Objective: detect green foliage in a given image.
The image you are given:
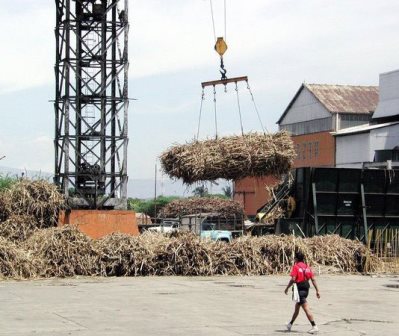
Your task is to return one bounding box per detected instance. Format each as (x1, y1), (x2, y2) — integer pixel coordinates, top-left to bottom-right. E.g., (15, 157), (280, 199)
(222, 185), (232, 198)
(204, 193), (229, 200)
(0, 175), (17, 192)
(128, 196), (180, 217)
(192, 185), (209, 197)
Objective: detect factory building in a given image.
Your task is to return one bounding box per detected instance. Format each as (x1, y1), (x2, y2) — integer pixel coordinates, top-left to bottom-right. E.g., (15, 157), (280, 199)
(334, 69), (399, 168)
(278, 83), (379, 167)
(234, 83), (379, 217)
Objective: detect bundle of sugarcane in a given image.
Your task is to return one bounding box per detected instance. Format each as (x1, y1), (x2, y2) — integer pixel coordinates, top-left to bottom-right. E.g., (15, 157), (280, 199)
(158, 197), (244, 218)
(0, 194), (10, 222)
(24, 226), (99, 277)
(96, 233), (374, 277)
(152, 232), (215, 276)
(96, 232), (165, 276)
(97, 232), (208, 276)
(306, 235), (369, 273)
(0, 237), (37, 279)
(160, 132), (296, 184)
(0, 179), (65, 227)
(0, 214), (38, 242)
(0, 230), (380, 278)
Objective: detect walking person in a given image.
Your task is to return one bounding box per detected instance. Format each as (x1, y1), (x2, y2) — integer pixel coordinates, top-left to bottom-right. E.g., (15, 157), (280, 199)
(284, 251), (320, 334)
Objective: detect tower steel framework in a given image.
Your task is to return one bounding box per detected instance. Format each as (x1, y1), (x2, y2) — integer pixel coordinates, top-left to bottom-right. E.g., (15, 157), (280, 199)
(54, 0), (129, 209)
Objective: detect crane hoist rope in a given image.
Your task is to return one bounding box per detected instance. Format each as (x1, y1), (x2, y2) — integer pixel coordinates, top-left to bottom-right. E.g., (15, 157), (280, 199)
(210, 0), (228, 80)
(196, 1), (268, 140)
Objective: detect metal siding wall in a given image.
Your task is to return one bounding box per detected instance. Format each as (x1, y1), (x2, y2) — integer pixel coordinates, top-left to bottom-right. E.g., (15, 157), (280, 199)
(370, 123), (399, 153)
(280, 88), (331, 124)
(373, 70), (399, 119)
(335, 133), (370, 167)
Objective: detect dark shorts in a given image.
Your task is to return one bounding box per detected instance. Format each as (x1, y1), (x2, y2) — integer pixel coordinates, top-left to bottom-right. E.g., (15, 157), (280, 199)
(298, 288), (309, 305)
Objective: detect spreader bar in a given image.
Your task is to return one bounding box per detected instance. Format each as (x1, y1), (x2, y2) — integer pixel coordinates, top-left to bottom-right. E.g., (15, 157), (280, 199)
(201, 76), (248, 88)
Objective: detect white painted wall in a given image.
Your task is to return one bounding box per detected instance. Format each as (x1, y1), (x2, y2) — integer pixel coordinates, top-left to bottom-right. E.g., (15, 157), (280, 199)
(335, 123), (399, 166)
(370, 123), (399, 152)
(336, 132), (370, 167)
(373, 69), (399, 119)
(280, 87), (331, 124)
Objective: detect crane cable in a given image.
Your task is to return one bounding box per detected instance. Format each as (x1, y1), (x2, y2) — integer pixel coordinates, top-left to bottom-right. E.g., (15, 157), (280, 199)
(209, 0), (217, 42)
(209, 0), (227, 42)
(196, 89), (205, 140)
(224, 0), (227, 42)
(213, 85), (218, 138)
(246, 81), (268, 134)
(235, 82), (244, 136)
(202, 2), (268, 139)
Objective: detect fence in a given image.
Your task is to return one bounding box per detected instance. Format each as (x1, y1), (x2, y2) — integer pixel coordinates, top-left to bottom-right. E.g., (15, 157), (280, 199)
(367, 228), (399, 272)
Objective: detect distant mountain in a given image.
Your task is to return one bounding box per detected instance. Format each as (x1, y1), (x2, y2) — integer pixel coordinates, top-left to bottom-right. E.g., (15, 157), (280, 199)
(0, 166), (230, 199)
(0, 166), (52, 180)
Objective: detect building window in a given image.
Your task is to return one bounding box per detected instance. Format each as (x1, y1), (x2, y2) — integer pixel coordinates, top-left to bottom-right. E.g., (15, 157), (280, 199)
(302, 143), (307, 160)
(308, 142), (312, 160)
(340, 114), (370, 130)
(314, 142), (319, 158)
(280, 117), (332, 135)
(296, 144), (300, 160)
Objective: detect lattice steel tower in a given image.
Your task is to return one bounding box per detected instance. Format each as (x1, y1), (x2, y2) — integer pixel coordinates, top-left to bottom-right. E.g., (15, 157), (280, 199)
(54, 0), (129, 209)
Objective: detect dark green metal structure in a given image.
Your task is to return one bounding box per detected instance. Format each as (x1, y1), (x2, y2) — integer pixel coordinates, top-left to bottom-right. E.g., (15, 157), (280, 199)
(277, 167), (399, 243)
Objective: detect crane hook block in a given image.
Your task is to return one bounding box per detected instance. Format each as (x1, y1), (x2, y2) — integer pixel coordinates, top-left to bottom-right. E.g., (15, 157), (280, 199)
(214, 37), (228, 57)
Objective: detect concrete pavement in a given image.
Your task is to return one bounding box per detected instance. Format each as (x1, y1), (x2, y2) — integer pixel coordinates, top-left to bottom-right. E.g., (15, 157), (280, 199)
(0, 275), (398, 335)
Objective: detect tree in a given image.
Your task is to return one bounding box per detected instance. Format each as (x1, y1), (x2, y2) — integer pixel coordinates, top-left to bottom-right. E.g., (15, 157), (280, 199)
(192, 185), (209, 197)
(127, 196), (180, 217)
(222, 185), (232, 198)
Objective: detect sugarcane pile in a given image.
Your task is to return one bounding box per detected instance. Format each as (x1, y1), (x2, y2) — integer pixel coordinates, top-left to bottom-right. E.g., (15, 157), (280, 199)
(158, 197), (244, 218)
(0, 229), (381, 279)
(0, 179), (385, 279)
(160, 132), (296, 184)
(94, 233), (375, 276)
(0, 214), (38, 242)
(0, 179), (65, 246)
(0, 237), (37, 279)
(0, 179), (65, 229)
(24, 226), (100, 278)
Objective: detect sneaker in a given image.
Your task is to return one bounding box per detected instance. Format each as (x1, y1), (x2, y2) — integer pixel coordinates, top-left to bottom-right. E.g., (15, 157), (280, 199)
(286, 322), (292, 331)
(308, 326), (319, 334)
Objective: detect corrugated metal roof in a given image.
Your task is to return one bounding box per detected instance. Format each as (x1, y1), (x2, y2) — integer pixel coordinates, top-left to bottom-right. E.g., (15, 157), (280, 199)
(305, 84), (379, 114)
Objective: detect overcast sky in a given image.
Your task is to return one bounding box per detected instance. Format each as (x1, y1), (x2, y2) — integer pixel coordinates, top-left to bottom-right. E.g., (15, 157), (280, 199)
(1, 0), (399, 180)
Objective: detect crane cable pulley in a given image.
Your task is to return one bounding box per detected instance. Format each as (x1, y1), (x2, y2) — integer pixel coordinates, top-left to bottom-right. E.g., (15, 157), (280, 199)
(210, 0), (228, 80)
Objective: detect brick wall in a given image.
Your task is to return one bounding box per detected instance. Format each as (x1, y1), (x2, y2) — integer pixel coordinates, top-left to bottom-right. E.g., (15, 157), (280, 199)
(233, 176), (279, 217)
(233, 131), (335, 216)
(292, 131), (335, 167)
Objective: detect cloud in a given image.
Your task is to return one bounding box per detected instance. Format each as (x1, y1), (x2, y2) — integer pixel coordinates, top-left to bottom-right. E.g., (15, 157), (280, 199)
(0, 135), (53, 173)
(2, 0), (399, 181)
(0, 5), (53, 94)
(2, 0), (399, 93)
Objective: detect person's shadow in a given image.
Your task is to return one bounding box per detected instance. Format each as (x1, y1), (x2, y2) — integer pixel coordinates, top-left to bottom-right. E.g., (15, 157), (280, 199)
(274, 330), (302, 333)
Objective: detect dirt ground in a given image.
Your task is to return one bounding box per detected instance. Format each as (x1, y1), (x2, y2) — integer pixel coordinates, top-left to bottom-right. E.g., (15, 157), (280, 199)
(0, 275), (398, 335)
